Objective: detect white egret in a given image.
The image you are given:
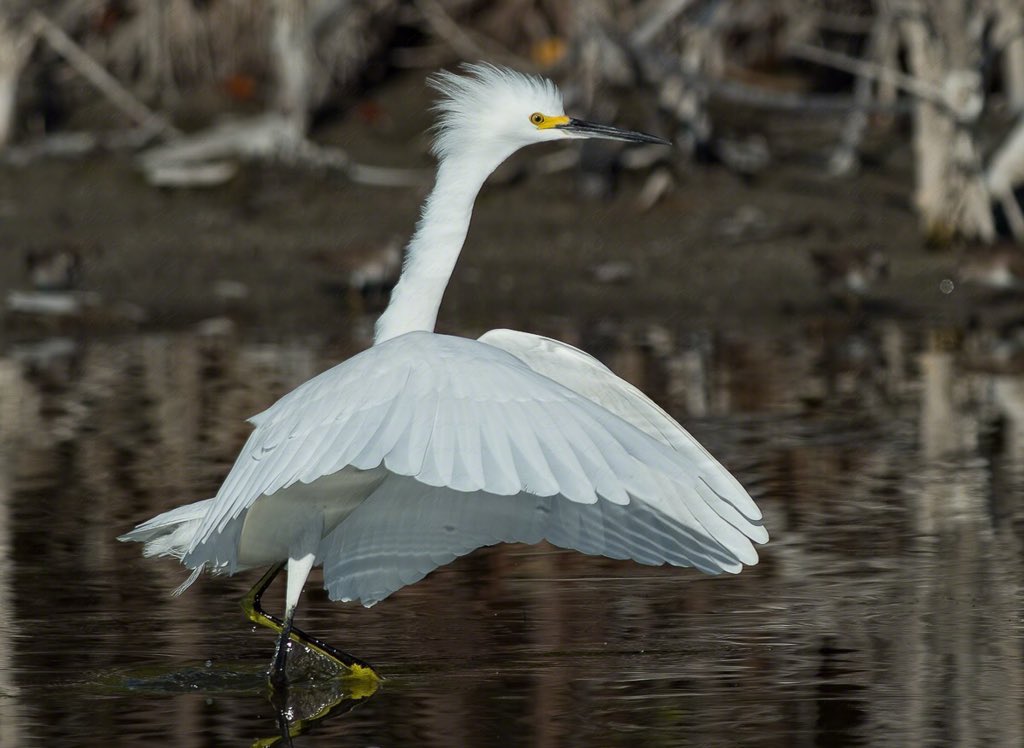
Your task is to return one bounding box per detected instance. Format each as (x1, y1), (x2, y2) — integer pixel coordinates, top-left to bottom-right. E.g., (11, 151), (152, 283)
(120, 63), (768, 689)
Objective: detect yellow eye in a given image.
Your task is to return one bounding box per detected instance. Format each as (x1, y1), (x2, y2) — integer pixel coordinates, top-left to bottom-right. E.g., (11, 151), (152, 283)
(530, 112), (545, 126)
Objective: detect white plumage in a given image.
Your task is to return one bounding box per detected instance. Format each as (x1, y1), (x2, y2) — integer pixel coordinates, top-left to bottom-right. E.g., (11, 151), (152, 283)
(120, 63), (766, 682)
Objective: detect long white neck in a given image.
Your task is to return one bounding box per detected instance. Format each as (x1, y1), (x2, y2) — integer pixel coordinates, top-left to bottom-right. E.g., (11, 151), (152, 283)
(374, 148), (507, 344)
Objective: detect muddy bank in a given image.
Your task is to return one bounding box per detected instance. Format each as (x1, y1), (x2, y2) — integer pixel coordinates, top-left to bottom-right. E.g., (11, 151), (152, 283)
(0, 72), (1000, 348)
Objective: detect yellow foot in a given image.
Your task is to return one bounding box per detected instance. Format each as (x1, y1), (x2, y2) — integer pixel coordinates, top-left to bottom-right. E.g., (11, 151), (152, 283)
(241, 562), (382, 688)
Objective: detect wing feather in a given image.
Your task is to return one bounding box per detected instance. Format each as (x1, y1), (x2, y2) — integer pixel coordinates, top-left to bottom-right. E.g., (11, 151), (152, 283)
(696, 478), (769, 543)
(416, 387), (455, 488)
(185, 331), (765, 570)
(385, 385), (437, 477)
(448, 393), (486, 492)
(476, 402), (522, 495)
(478, 328), (765, 533)
(343, 368), (413, 472)
(543, 404), (628, 505)
(502, 404), (563, 497)
(524, 400), (597, 503)
(361, 370), (414, 465)
(319, 475), (746, 607)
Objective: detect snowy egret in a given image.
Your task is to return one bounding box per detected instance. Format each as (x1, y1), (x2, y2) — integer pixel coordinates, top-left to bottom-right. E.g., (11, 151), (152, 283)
(120, 63), (768, 689)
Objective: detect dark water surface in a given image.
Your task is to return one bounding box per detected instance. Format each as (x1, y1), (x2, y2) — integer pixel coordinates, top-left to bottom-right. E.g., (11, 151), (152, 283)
(3, 319), (1023, 747)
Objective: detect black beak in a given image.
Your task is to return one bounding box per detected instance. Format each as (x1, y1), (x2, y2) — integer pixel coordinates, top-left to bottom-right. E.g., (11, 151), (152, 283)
(556, 118), (670, 145)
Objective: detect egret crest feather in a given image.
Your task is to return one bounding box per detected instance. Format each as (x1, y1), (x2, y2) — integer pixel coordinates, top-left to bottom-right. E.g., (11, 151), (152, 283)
(428, 62), (565, 158)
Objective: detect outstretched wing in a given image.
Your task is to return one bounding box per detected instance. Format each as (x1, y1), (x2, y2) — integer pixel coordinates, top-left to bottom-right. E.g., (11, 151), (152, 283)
(319, 473), (747, 607)
(187, 331), (764, 572)
(478, 328), (766, 541)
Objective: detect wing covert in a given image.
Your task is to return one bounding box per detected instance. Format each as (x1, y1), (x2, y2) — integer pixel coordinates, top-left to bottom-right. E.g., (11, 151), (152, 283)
(479, 328), (766, 541)
(187, 331), (749, 555)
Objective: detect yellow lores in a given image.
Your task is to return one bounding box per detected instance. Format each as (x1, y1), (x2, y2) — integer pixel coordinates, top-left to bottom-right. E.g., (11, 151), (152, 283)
(530, 112), (569, 129)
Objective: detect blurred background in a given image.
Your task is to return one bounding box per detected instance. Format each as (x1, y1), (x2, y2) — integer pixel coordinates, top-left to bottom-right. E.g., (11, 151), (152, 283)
(2, 1), (1024, 746)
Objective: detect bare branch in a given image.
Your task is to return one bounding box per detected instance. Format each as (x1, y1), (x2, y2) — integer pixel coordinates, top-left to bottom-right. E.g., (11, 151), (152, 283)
(630, 0), (698, 47)
(987, 117), (1024, 239)
(28, 11), (178, 137)
(635, 43), (909, 114)
(829, 14), (895, 176)
(139, 113), (428, 189)
(788, 40), (946, 109)
(413, 0), (534, 71)
(0, 16), (38, 146)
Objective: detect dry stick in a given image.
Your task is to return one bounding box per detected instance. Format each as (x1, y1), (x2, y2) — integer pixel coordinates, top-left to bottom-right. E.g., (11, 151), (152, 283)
(140, 115), (429, 189)
(28, 10), (179, 137)
(294, 140), (430, 187)
(1000, 191), (1024, 239)
(0, 20), (40, 146)
(995, 21), (1024, 112)
(987, 118), (1024, 240)
(788, 41), (946, 110)
(413, 0), (534, 71)
(630, 0), (698, 46)
(632, 41), (907, 114)
(814, 11), (877, 34)
(829, 15), (893, 176)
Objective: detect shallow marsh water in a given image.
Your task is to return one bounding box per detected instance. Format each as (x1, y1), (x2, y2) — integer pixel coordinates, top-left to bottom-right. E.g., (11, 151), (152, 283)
(2, 316), (1024, 747)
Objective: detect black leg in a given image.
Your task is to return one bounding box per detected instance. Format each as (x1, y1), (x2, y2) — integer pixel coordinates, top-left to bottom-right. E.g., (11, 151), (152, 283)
(241, 563), (381, 687)
(270, 609), (295, 691)
(242, 562), (286, 625)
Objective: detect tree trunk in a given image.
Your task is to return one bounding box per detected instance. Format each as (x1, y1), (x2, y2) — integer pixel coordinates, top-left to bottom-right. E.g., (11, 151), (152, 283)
(0, 15), (35, 146)
(1003, 33), (1024, 114)
(898, 0), (994, 243)
(829, 12), (894, 176)
(271, 0), (313, 137)
(139, 1), (173, 101)
(995, 0), (1024, 112)
(986, 117), (1024, 239)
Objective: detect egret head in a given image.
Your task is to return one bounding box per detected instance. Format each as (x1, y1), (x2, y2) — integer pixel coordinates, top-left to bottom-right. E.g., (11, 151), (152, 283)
(428, 63), (668, 162)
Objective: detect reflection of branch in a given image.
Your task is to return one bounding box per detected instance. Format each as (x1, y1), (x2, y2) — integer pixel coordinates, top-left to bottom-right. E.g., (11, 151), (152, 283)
(788, 41), (945, 108)
(28, 11), (178, 136)
(412, 0), (533, 71)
